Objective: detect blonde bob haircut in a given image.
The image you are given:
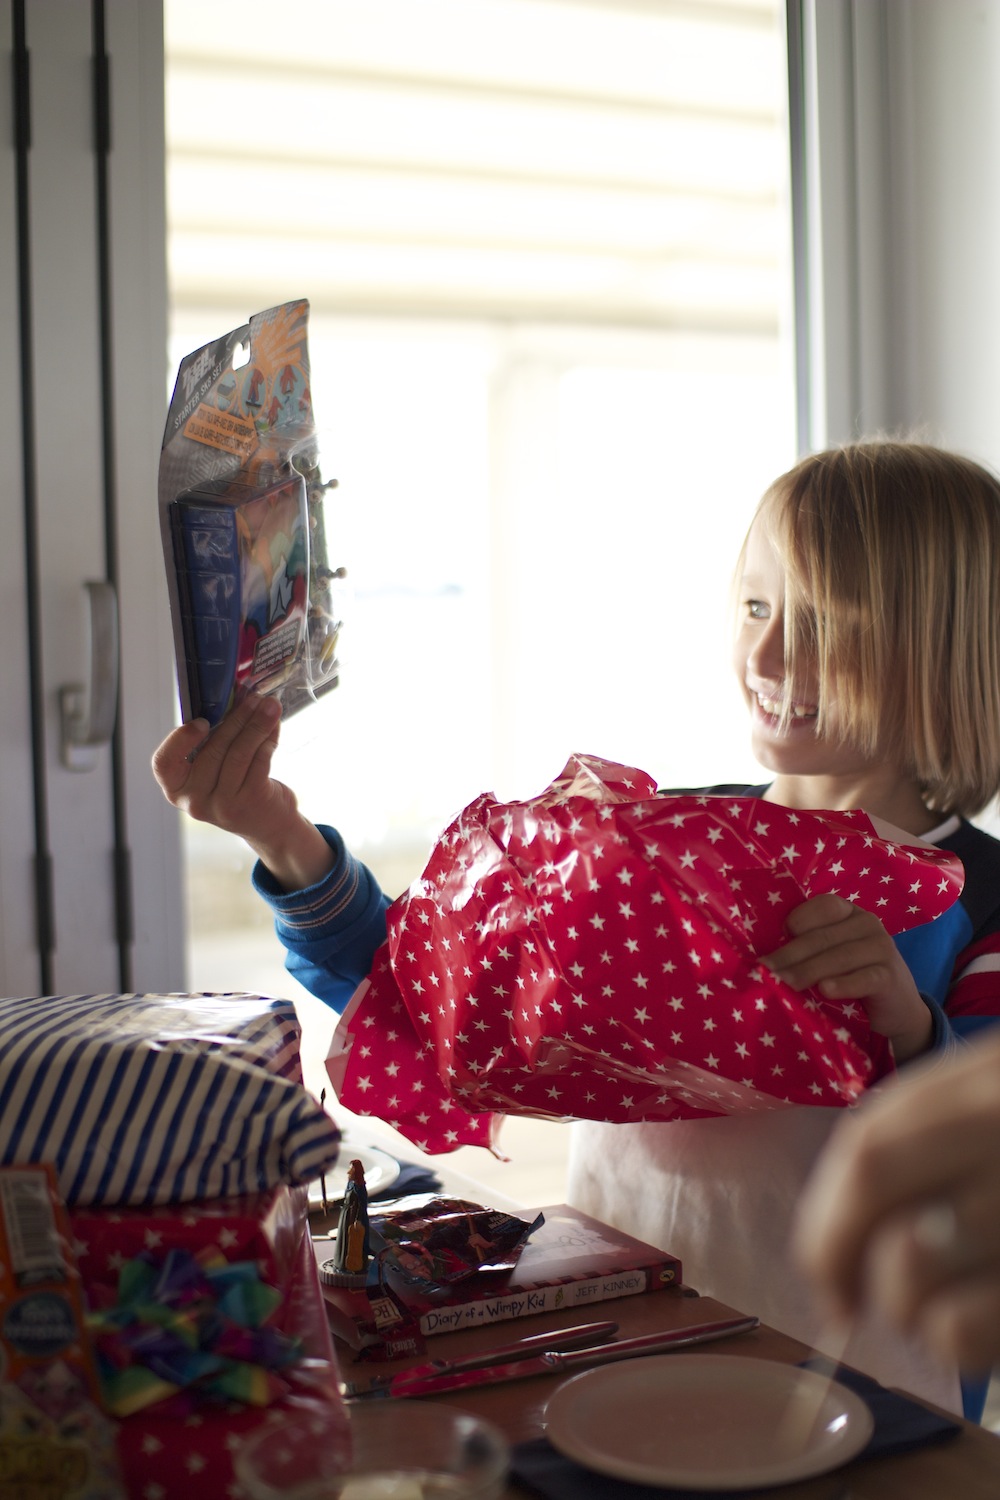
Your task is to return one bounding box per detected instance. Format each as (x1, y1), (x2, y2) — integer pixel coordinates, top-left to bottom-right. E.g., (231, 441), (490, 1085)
(745, 440), (1000, 817)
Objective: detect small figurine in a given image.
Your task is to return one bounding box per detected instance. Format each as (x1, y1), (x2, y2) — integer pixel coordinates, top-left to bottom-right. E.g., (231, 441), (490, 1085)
(331, 1159), (370, 1279)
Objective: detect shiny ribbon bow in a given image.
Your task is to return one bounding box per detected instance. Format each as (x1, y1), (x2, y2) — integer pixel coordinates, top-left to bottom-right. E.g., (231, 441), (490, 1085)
(88, 1246), (301, 1416)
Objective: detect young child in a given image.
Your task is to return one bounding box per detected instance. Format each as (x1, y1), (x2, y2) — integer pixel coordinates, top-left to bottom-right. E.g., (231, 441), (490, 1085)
(153, 439), (1000, 1414)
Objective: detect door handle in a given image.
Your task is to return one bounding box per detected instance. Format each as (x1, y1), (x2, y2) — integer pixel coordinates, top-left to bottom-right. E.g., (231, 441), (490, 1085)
(59, 580), (119, 771)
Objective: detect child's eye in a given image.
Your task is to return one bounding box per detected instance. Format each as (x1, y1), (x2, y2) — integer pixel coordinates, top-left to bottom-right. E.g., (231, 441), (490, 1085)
(746, 599), (770, 620)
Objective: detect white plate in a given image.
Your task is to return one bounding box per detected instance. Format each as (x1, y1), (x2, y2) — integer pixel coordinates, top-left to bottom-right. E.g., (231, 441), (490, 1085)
(307, 1140), (400, 1210)
(545, 1353), (874, 1490)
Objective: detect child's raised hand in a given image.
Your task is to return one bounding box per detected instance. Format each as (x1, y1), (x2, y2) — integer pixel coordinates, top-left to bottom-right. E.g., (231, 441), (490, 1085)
(760, 894), (933, 1062)
(151, 694), (335, 893)
(152, 693), (290, 834)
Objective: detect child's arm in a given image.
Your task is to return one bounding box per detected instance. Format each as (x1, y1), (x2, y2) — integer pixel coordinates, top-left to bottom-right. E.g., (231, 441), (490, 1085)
(252, 822), (392, 1012)
(760, 894), (934, 1062)
(943, 929), (1000, 1039)
(153, 693), (392, 1011)
(151, 693), (335, 893)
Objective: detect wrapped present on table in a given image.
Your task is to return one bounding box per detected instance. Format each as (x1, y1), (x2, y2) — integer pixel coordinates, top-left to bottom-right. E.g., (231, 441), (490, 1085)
(327, 754), (964, 1155)
(0, 991), (352, 1491)
(70, 1185), (351, 1494)
(70, 1183), (311, 1417)
(0, 990), (342, 1205)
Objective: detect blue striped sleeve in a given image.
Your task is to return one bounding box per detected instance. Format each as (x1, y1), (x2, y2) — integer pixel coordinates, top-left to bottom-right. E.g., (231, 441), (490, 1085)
(910, 994), (1000, 1060)
(919, 992), (962, 1060)
(252, 824), (392, 1013)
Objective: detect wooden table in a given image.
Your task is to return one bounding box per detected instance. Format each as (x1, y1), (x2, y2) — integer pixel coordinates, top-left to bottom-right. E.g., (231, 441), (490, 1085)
(335, 1282), (1000, 1499)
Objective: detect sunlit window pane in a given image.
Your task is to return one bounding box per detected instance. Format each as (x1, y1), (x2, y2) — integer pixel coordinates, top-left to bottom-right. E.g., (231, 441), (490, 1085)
(164, 0), (794, 1200)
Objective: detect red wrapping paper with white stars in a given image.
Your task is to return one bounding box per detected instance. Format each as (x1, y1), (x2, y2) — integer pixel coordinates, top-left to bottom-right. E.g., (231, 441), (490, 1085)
(326, 755), (964, 1155)
(68, 1186), (351, 1492)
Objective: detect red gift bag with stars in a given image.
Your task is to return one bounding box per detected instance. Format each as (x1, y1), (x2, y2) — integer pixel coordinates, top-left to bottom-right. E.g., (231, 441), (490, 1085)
(327, 755), (963, 1155)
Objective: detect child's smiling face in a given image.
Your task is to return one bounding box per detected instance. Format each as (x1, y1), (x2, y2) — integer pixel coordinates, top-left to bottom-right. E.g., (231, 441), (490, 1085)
(733, 521), (869, 782)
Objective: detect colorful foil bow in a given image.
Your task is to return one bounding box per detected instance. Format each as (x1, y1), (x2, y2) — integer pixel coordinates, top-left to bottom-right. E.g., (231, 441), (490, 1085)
(88, 1246), (301, 1416)
(327, 755), (964, 1154)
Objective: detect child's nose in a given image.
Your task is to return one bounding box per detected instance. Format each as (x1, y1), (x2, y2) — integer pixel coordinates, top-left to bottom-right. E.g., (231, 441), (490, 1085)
(748, 611), (786, 681)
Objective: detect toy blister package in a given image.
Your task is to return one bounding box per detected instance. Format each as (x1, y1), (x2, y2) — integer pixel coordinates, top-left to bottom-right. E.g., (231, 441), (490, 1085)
(159, 299), (344, 726)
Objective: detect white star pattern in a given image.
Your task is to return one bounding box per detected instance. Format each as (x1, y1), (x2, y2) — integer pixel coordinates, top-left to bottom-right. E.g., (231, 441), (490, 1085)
(328, 756), (963, 1153)
(56, 1188), (370, 1494)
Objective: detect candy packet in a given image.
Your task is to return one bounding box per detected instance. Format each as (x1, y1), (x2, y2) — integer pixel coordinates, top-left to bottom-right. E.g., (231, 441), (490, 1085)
(0, 1164), (124, 1498)
(371, 1196), (541, 1294)
(158, 298), (345, 726)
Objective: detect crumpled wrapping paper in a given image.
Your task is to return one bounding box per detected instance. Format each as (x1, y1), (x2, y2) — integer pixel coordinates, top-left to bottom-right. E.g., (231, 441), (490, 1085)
(327, 755), (963, 1154)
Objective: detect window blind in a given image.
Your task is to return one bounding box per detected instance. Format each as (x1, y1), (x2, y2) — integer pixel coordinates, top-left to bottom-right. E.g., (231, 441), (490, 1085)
(164, 0), (785, 333)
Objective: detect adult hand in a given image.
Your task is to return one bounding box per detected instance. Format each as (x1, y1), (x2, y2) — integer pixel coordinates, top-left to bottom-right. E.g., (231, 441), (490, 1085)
(760, 894), (932, 1060)
(793, 1031), (1000, 1372)
(151, 694), (334, 892)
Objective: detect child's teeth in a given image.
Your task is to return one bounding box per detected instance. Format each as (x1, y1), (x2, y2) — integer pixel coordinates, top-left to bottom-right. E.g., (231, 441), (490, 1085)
(757, 694), (816, 719)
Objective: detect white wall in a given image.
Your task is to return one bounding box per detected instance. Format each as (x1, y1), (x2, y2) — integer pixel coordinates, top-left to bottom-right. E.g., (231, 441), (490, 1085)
(806, 0), (1000, 473)
(887, 0), (1000, 468)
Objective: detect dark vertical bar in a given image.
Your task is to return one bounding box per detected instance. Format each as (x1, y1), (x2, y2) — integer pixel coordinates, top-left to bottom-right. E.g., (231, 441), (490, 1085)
(785, 0), (811, 457)
(92, 0), (134, 990)
(12, 0), (55, 992)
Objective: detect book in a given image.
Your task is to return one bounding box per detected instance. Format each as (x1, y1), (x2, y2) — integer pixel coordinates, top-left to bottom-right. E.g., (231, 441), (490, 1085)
(316, 1202), (682, 1350)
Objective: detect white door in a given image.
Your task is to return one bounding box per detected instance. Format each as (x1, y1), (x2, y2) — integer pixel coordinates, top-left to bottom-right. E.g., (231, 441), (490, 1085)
(0, 0), (182, 998)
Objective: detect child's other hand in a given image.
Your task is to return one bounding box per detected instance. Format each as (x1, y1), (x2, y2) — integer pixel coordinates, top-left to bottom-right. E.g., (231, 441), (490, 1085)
(760, 894), (933, 1062)
(151, 694), (335, 893)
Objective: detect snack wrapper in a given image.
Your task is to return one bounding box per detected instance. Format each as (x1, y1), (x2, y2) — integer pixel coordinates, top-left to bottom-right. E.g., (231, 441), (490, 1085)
(327, 754), (964, 1153)
(372, 1197), (541, 1293)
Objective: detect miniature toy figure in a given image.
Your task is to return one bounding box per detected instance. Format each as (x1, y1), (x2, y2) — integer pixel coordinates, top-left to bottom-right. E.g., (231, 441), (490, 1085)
(332, 1159), (370, 1276)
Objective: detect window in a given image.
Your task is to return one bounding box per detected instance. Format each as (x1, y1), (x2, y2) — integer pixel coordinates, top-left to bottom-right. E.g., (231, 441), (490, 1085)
(165, 0), (795, 1201)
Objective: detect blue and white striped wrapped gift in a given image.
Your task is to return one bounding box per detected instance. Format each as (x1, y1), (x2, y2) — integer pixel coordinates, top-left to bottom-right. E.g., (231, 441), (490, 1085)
(0, 991), (342, 1206)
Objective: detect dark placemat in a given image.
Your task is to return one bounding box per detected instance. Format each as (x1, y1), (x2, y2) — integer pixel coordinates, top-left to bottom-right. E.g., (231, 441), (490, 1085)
(511, 1360), (961, 1499)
